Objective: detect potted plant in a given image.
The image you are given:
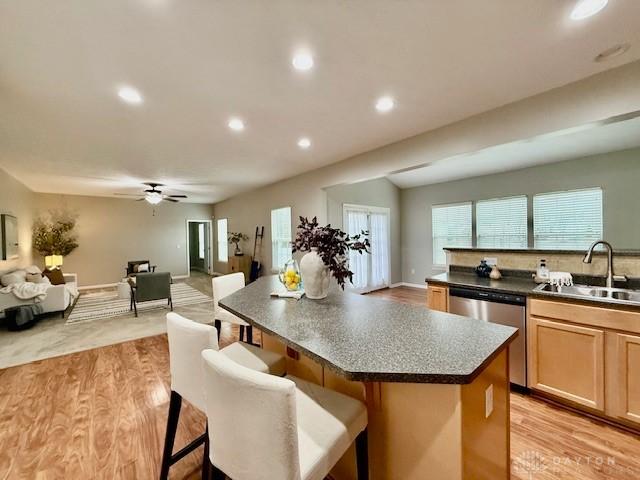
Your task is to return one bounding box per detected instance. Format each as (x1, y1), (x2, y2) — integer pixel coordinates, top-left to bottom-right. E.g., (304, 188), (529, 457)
(292, 216), (370, 299)
(32, 210), (79, 269)
(228, 232), (249, 256)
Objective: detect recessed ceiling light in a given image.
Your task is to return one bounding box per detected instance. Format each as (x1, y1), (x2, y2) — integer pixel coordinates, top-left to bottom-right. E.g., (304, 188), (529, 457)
(292, 51), (314, 71)
(228, 118), (245, 131)
(117, 85), (143, 105)
(594, 43), (631, 62)
(570, 0), (608, 20)
(297, 137), (311, 149)
(375, 96), (395, 113)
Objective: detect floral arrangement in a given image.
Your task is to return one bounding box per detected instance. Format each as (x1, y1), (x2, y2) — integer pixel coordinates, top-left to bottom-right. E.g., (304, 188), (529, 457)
(32, 209), (79, 257)
(228, 232), (249, 254)
(292, 216), (370, 288)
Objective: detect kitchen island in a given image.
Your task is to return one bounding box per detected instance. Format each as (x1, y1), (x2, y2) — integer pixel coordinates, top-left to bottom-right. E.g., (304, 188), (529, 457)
(220, 276), (517, 480)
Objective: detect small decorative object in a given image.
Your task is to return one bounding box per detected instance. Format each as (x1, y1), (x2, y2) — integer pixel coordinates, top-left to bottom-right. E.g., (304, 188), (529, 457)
(489, 265), (502, 280)
(278, 258), (302, 291)
(292, 216), (370, 300)
(475, 260), (492, 278)
(228, 232), (249, 256)
(32, 209), (78, 268)
(44, 255), (64, 270)
(1, 214), (19, 261)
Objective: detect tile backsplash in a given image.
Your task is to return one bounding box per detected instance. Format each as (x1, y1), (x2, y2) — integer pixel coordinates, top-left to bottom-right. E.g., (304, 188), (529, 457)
(448, 250), (640, 278)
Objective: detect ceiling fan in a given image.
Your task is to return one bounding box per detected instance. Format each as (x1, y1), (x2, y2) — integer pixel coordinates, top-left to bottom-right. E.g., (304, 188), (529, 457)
(114, 182), (188, 205)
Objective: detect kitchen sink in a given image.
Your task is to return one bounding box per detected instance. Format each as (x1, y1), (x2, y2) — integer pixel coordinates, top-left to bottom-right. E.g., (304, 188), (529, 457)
(535, 283), (640, 305)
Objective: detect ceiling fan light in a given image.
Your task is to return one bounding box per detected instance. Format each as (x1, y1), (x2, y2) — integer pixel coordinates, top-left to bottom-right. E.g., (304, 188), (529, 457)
(145, 192), (163, 205)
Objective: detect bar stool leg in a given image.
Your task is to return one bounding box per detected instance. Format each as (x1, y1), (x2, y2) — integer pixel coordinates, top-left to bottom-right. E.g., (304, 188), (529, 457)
(214, 320), (222, 341)
(159, 391), (182, 480)
(356, 428), (369, 480)
(202, 424), (211, 480)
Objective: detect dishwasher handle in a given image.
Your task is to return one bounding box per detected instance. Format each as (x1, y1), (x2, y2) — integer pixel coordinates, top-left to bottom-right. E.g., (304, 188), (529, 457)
(448, 286), (526, 306)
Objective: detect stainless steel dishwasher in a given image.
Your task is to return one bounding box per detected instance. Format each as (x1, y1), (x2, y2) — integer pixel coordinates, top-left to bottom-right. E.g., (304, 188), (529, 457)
(448, 286), (527, 388)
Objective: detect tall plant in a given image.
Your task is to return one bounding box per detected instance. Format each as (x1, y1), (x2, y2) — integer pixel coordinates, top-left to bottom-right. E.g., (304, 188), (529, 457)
(292, 216), (370, 288)
(32, 210), (79, 257)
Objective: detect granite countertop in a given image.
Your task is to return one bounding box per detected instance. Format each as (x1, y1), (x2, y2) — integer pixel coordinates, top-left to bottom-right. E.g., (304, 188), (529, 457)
(219, 275), (517, 384)
(426, 271), (640, 310)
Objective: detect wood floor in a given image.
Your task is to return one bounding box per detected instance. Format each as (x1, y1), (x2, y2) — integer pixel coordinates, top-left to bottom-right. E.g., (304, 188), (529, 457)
(0, 287), (638, 479)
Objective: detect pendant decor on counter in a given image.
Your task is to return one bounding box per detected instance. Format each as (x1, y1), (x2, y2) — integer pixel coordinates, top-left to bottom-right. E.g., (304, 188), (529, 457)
(475, 260), (492, 278)
(490, 265), (502, 280)
(278, 258), (303, 292)
(292, 216), (370, 300)
(299, 248), (329, 299)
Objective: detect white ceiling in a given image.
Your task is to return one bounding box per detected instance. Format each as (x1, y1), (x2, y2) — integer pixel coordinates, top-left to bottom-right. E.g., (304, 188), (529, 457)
(388, 113), (640, 188)
(1, 1), (639, 203)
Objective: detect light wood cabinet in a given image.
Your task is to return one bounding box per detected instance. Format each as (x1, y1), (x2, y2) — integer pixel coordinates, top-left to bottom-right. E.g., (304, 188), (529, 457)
(426, 284), (448, 312)
(528, 315), (605, 411)
(528, 298), (640, 429)
(611, 332), (640, 423)
(228, 255), (252, 281)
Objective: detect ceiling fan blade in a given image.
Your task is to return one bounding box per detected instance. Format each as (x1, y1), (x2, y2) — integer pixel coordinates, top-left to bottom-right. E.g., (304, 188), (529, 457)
(167, 194), (188, 198)
(136, 198), (146, 201)
(164, 197), (179, 203)
(113, 193), (145, 196)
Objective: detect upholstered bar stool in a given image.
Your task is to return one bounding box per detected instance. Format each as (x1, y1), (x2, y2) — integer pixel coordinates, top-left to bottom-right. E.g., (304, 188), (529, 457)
(159, 313), (286, 480)
(212, 273), (254, 344)
(201, 349), (369, 480)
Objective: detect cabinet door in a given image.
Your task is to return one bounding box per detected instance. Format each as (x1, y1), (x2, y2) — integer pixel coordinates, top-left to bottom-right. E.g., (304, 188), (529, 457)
(528, 316), (605, 411)
(612, 333), (640, 424)
(426, 285), (448, 312)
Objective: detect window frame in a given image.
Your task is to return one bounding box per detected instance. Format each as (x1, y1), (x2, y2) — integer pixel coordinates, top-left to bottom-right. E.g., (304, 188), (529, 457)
(532, 187), (603, 251)
(217, 218), (228, 263)
(431, 201), (473, 268)
(271, 206), (293, 272)
(475, 195), (529, 250)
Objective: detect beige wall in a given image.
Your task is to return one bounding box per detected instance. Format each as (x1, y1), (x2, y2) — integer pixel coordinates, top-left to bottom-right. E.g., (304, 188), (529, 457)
(33, 194), (214, 286)
(325, 178), (402, 284)
(0, 168), (35, 272)
(401, 148), (640, 284)
(213, 61), (640, 276)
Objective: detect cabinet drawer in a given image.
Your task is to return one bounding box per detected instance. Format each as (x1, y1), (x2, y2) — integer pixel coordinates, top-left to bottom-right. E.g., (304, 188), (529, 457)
(529, 298), (640, 334)
(426, 285), (448, 312)
(528, 316), (605, 411)
(611, 332), (640, 424)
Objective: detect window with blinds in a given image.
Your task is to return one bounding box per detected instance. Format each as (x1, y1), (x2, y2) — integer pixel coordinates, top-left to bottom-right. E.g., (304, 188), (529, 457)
(432, 202), (472, 266)
(533, 187), (603, 250)
(476, 196), (528, 249)
(217, 218), (228, 262)
(271, 206), (292, 270)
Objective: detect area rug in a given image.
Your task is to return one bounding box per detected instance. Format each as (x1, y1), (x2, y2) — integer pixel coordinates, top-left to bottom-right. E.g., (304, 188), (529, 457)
(65, 283), (212, 325)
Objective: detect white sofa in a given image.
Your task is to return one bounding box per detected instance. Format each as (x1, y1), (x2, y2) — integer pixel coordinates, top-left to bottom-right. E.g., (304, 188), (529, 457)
(0, 268), (78, 318)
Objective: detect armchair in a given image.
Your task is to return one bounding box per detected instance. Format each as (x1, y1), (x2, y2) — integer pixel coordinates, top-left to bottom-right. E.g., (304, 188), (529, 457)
(129, 272), (172, 317)
(125, 260), (157, 277)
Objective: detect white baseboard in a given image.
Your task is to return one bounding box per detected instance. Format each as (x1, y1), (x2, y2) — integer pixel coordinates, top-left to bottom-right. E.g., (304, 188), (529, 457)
(390, 282), (426, 289)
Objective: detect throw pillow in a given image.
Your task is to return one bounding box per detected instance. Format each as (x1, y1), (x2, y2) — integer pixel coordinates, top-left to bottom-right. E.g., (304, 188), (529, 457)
(137, 263), (150, 273)
(43, 269), (66, 286)
(26, 273), (44, 283)
(1, 270), (27, 287)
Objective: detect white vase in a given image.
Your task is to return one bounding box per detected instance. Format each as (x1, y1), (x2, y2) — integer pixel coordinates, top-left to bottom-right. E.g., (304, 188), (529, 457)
(300, 248), (330, 299)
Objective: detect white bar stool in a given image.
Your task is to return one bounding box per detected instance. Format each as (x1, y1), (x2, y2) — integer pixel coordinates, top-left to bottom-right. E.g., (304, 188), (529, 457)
(212, 273), (254, 344)
(201, 349), (369, 480)
(159, 313), (286, 480)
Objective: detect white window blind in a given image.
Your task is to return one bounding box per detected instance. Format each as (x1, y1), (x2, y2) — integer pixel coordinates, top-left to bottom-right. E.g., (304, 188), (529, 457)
(432, 203), (472, 266)
(476, 196), (528, 249)
(271, 207), (292, 270)
(533, 188), (603, 250)
(217, 219), (228, 262)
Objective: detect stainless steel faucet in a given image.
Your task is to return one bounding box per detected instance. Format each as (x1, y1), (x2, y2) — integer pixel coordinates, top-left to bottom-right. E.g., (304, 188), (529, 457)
(582, 240), (623, 288)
